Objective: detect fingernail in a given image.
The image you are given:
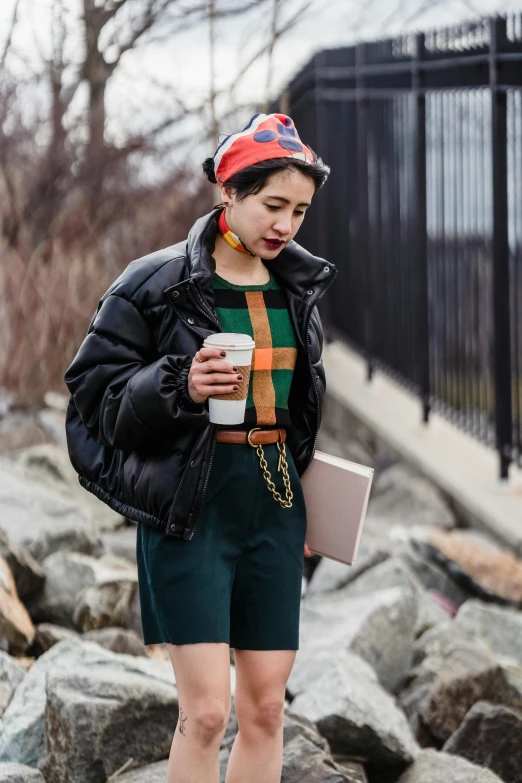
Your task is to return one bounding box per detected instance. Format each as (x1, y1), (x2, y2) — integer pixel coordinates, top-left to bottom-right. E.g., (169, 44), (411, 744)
(220, 351), (226, 357)
(233, 385), (238, 390)
(232, 365), (238, 371)
(237, 375), (243, 380)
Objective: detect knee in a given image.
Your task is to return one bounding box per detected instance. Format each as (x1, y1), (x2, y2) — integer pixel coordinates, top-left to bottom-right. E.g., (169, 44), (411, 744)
(238, 693), (285, 737)
(187, 701), (230, 745)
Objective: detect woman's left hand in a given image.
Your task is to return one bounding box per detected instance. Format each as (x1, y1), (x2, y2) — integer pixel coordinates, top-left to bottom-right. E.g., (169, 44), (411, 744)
(304, 543), (314, 558)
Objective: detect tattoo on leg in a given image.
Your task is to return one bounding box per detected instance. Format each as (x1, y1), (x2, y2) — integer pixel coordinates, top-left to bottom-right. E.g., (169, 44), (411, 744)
(179, 707), (187, 736)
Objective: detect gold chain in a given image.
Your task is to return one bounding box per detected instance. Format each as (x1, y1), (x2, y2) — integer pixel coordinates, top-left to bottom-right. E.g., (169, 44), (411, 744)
(247, 428), (293, 508)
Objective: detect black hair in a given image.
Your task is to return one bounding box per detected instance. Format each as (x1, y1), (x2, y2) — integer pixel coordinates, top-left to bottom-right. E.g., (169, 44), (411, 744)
(202, 149), (330, 201)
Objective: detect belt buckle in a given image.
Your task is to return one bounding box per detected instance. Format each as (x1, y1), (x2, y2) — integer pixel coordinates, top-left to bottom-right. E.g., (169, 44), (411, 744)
(247, 427), (261, 447)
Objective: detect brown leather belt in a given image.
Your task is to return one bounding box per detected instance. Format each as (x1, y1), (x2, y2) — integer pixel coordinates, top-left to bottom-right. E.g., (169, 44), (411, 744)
(216, 426), (287, 445)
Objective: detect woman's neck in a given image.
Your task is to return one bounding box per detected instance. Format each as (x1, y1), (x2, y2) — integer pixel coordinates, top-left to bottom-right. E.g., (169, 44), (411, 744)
(212, 233), (270, 285)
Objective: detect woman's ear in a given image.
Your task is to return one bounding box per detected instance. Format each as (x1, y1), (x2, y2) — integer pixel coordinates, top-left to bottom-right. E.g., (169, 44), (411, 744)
(221, 185), (235, 206)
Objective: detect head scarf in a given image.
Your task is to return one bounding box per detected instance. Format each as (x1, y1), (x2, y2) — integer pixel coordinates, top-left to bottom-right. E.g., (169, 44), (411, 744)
(213, 113), (314, 186)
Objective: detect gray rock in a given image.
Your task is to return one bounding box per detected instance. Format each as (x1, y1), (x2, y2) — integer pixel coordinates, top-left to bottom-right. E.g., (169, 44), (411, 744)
(410, 620), (491, 669)
(442, 701), (522, 783)
(454, 599), (522, 667)
(0, 555), (35, 654)
(290, 649), (419, 768)
(39, 665), (178, 781)
(332, 557), (418, 600)
(122, 587), (142, 637)
(283, 708), (331, 752)
(0, 763), (45, 782)
(0, 412), (50, 453)
(100, 527), (137, 564)
(34, 408), (67, 446)
(0, 461), (94, 544)
(0, 638), (175, 767)
(368, 463), (456, 530)
(414, 592), (453, 638)
(73, 579), (137, 632)
(26, 551), (137, 631)
(0, 529), (45, 602)
(106, 760), (169, 782)
(25, 527), (104, 563)
(280, 734), (355, 782)
(82, 627), (147, 657)
(398, 548), (470, 607)
(306, 551), (390, 597)
(30, 624), (80, 657)
(300, 587), (418, 693)
(396, 748), (504, 782)
(0, 652), (25, 717)
(400, 642), (522, 743)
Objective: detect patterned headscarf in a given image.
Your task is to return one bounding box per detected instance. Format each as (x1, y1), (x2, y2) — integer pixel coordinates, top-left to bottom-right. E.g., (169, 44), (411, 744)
(213, 113), (314, 186)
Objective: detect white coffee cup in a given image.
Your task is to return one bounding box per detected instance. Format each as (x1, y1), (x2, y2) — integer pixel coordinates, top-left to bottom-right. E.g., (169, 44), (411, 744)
(202, 333), (256, 424)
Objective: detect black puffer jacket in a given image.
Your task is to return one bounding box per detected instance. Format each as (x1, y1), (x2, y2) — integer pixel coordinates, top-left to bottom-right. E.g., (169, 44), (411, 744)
(64, 208), (338, 540)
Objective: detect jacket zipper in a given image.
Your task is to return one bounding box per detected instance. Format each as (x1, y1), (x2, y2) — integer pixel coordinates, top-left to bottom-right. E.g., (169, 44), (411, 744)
(182, 283), (222, 539)
(184, 422), (218, 540)
(301, 271), (337, 474)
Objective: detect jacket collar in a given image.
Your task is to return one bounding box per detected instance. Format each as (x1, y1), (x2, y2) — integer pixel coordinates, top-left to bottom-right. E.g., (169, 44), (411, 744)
(185, 207), (336, 308)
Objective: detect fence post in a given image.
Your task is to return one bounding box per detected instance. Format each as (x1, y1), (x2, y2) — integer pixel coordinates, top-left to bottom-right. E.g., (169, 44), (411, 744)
(314, 52), (333, 342)
(413, 33), (431, 425)
(490, 16), (512, 480)
(356, 42), (373, 381)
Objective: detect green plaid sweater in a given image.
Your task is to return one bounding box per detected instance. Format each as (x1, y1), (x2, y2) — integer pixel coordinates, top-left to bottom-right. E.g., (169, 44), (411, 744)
(212, 270), (297, 428)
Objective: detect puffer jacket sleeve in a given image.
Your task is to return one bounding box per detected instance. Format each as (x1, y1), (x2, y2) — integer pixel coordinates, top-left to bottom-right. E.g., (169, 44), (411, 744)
(64, 293), (209, 451)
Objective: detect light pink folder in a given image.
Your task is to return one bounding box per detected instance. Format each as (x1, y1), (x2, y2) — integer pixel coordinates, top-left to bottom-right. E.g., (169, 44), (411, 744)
(300, 450), (374, 565)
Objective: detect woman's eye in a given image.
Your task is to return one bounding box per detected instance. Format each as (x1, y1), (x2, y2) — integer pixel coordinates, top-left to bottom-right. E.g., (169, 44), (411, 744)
(266, 205), (279, 211)
(294, 211), (304, 216)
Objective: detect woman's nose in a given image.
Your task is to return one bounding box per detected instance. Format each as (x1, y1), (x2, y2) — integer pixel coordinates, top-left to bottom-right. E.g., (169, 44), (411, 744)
(272, 215), (292, 236)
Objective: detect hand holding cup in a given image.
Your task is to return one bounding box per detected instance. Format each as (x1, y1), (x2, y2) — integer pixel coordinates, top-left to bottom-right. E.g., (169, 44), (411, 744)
(187, 347), (243, 405)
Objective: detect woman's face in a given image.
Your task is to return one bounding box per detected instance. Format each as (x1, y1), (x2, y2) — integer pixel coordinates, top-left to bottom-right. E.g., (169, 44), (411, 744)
(222, 167), (315, 258)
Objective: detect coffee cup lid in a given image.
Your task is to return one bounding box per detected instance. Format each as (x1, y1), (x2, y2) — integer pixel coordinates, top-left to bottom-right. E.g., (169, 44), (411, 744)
(203, 333), (255, 350)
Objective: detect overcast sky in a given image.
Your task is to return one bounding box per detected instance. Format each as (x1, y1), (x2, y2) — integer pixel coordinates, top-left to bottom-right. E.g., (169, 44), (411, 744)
(0, 0), (519, 174)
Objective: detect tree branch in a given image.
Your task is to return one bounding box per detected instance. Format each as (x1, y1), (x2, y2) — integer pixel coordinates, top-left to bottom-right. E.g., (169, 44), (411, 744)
(1, 0), (21, 70)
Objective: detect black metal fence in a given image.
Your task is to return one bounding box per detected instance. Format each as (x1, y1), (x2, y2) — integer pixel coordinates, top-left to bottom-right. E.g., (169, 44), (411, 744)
(273, 14), (522, 479)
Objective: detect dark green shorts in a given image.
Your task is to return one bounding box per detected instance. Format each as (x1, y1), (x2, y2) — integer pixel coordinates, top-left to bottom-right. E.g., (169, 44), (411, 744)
(136, 439), (307, 650)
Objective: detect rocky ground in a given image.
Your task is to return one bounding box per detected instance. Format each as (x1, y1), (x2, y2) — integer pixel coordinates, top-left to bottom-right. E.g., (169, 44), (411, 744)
(0, 391), (521, 782)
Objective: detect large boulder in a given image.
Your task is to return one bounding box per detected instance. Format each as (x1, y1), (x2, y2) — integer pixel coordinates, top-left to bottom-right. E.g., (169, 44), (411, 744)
(367, 463), (456, 530)
(290, 649), (419, 773)
(0, 554), (35, 654)
(25, 527), (104, 563)
(442, 701), (522, 783)
(82, 627), (147, 657)
(0, 412), (50, 453)
(0, 638), (176, 768)
(399, 641), (522, 744)
(0, 528), (45, 602)
(29, 624), (80, 657)
(0, 652), (26, 717)
(306, 550), (389, 597)
(300, 587), (418, 693)
(395, 748), (504, 783)
(453, 599), (522, 667)
(0, 764), (45, 783)
(0, 460), (94, 544)
(6, 440), (123, 532)
(26, 551), (137, 631)
(38, 665), (178, 781)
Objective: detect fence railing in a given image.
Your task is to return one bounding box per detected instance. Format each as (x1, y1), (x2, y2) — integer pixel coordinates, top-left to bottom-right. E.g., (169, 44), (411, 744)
(273, 14), (522, 479)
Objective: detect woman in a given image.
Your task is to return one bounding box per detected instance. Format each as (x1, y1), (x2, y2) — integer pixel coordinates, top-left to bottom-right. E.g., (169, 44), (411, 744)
(63, 112), (337, 783)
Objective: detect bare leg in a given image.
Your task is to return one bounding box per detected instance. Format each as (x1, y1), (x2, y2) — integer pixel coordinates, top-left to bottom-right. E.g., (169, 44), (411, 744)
(225, 649), (296, 783)
(166, 642), (232, 783)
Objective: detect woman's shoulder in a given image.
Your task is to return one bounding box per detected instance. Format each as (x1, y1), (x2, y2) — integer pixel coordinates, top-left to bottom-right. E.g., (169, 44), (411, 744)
(103, 240), (190, 311)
